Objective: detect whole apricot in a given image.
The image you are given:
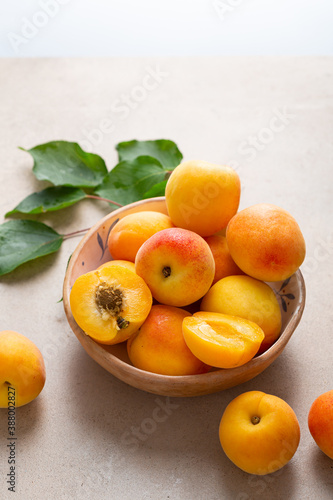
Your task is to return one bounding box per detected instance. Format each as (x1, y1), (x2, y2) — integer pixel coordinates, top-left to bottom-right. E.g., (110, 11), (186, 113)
(308, 390), (333, 460)
(135, 227), (215, 307)
(70, 264), (152, 344)
(204, 235), (244, 284)
(0, 331), (46, 408)
(165, 160), (241, 237)
(127, 305), (209, 376)
(108, 211), (174, 262)
(219, 391), (300, 475)
(200, 275), (281, 354)
(226, 203), (306, 282)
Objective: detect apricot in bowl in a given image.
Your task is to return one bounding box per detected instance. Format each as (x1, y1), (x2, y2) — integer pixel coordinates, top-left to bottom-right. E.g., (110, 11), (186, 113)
(63, 198), (305, 397)
(70, 263), (152, 345)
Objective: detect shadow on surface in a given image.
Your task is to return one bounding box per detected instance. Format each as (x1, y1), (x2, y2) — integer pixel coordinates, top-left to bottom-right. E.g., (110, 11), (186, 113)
(63, 337), (303, 498)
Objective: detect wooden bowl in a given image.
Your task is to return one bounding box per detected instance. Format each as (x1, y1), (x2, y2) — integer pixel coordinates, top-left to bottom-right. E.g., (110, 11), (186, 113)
(63, 198), (306, 397)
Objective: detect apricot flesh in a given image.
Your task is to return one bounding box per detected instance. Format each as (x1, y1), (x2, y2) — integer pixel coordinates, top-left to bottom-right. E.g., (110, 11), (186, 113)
(201, 275), (282, 354)
(70, 264), (152, 344)
(108, 211), (174, 262)
(182, 311), (264, 368)
(226, 203), (306, 282)
(165, 160), (241, 237)
(127, 305), (209, 376)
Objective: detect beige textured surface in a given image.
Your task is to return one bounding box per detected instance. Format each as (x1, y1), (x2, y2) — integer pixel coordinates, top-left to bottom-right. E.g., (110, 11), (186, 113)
(0, 57), (332, 500)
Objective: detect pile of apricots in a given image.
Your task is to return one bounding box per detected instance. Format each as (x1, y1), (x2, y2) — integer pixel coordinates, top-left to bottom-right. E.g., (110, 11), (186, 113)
(70, 160), (306, 376)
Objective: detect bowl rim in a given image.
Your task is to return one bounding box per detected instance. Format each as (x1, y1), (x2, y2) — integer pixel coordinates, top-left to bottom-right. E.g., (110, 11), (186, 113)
(63, 197), (306, 395)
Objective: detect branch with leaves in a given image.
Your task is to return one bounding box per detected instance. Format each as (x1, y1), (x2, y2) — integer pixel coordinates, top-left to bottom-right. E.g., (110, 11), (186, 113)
(0, 139), (183, 277)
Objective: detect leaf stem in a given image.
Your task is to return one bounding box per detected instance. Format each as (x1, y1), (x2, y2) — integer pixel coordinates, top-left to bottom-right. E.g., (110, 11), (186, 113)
(86, 194), (123, 207)
(62, 228), (91, 239)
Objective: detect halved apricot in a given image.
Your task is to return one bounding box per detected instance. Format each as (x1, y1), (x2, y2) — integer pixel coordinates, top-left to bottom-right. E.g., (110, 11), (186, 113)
(70, 264), (152, 345)
(182, 312), (264, 369)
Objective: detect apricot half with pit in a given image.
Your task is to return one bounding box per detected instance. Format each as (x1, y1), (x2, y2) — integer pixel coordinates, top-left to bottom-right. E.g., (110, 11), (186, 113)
(70, 263), (152, 345)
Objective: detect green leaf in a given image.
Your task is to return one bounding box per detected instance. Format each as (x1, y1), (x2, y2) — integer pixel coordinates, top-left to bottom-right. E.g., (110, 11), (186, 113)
(143, 180), (168, 199)
(6, 186), (87, 216)
(94, 156), (167, 205)
(20, 141), (108, 188)
(0, 220), (63, 276)
(116, 139), (183, 170)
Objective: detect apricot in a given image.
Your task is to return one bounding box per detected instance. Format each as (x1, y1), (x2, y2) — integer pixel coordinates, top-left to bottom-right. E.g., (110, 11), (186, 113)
(0, 331), (46, 408)
(226, 203), (306, 282)
(165, 160), (241, 237)
(70, 264), (152, 345)
(219, 391), (300, 475)
(182, 311), (264, 369)
(127, 305), (209, 376)
(308, 390), (333, 460)
(108, 211), (174, 262)
(204, 235), (244, 284)
(135, 227), (215, 307)
(200, 275), (281, 354)
(97, 259), (136, 273)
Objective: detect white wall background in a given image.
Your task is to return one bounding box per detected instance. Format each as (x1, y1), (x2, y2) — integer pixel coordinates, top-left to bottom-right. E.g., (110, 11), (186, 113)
(1, 0), (333, 57)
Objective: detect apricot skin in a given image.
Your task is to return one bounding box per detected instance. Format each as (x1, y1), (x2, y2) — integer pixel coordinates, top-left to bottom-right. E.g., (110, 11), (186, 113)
(135, 228), (215, 307)
(108, 211), (174, 262)
(219, 391), (300, 475)
(226, 204), (306, 282)
(204, 235), (244, 284)
(0, 331), (46, 408)
(165, 160), (241, 237)
(127, 305), (209, 376)
(308, 390), (333, 460)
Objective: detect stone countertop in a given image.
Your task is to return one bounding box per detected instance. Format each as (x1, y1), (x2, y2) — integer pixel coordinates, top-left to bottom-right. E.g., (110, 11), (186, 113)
(0, 57), (332, 500)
